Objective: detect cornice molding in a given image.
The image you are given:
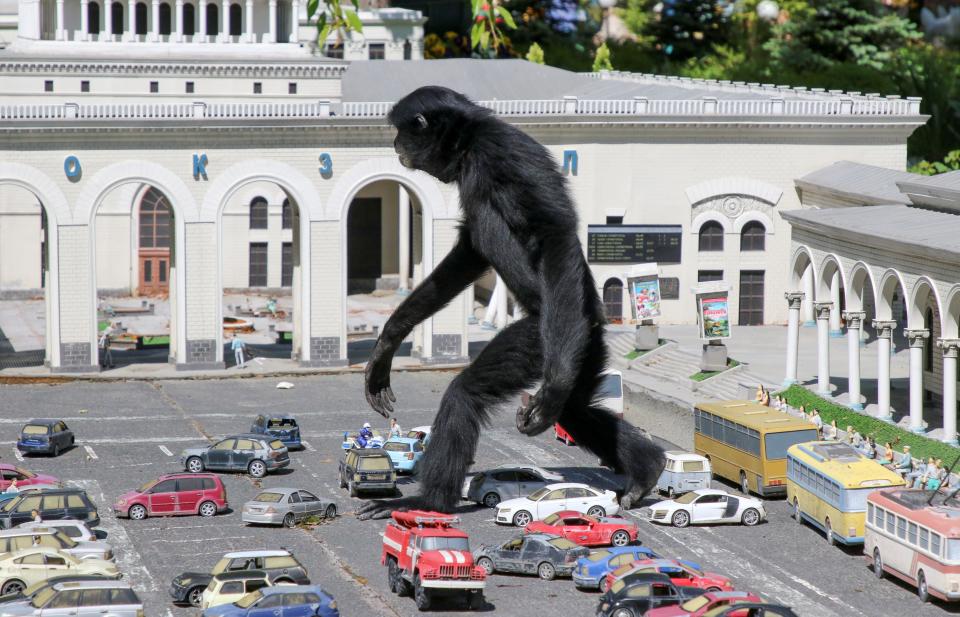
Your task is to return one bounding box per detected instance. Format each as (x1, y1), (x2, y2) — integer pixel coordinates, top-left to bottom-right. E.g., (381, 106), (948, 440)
(0, 60), (347, 78)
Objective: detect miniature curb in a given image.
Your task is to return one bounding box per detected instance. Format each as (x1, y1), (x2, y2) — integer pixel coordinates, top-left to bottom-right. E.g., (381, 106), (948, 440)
(689, 359), (744, 385)
(627, 339), (676, 369)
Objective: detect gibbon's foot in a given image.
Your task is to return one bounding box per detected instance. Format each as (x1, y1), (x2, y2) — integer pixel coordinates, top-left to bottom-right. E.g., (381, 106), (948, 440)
(515, 398), (554, 437)
(356, 495), (452, 521)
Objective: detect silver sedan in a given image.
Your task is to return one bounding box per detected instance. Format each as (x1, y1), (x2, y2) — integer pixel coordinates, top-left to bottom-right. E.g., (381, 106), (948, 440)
(241, 487), (337, 527)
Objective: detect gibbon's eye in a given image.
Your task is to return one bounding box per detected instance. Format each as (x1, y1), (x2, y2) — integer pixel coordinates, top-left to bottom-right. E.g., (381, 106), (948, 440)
(415, 113), (429, 130)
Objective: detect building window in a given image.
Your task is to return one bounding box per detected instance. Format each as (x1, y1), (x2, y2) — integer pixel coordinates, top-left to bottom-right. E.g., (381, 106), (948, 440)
(135, 1), (147, 34)
(698, 270), (723, 283)
(606, 215), (624, 225)
(324, 43), (343, 59)
(369, 43), (385, 60)
(288, 82), (297, 95)
(44, 80), (53, 92)
(182, 3), (195, 34)
(253, 82), (262, 94)
(110, 2), (124, 34)
(740, 221), (766, 251)
(281, 199), (293, 229)
(602, 278), (623, 323)
(185, 81), (194, 94)
(81, 80), (90, 93)
(698, 221), (724, 252)
(249, 197), (268, 230)
(403, 38), (412, 60)
(739, 270), (765, 325)
(87, 2), (101, 34)
(229, 3), (242, 36)
(139, 189), (171, 249)
(149, 81), (159, 93)
(249, 243), (268, 287)
(159, 2), (172, 34)
(281, 242), (293, 287)
(205, 2), (218, 36)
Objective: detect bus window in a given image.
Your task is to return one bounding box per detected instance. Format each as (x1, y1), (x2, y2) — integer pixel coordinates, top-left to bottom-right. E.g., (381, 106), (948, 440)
(764, 429), (818, 459)
(947, 538), (960, 562)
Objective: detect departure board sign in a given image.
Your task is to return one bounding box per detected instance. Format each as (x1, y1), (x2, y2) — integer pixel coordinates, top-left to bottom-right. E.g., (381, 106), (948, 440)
(587, 225), (682, 264)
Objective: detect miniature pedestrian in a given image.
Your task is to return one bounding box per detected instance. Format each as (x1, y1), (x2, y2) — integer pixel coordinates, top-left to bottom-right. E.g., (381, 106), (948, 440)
(31, 535), (40, 547)
(389, 418), (402, 439)
(30, 509), (41, 523)
(760, 389), (770, 407)
(266, 297), (278, 318)
(911, 456), (936, 489)
(863, 437), (877, 460)
(811, 409), (823, 437)
(755, 384), (764, 402)
(894, 445), (914, 479)
(881, 442), (895, 466)
(98, 321), (115, 369)
(231, 332), (247, 369)
(798, 404), (806, 420)
(6, 480), (17, 494)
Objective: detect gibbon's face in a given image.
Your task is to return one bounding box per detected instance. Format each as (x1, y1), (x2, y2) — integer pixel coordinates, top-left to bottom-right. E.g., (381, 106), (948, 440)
(388, 86), (482, 183)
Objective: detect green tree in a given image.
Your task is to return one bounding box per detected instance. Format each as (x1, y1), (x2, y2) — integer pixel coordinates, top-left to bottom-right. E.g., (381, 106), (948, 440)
(593, 42), (614, 71)
(526, 41), (546, 63)
(910, 150), (960, 175)
(764, 0), (921, 73)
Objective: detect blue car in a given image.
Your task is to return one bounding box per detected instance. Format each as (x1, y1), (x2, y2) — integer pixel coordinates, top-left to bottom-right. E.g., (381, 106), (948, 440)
(202, 585), (338, 617)
(572, 546), (702, 590)
(250, 414), (302, 450)
(16, 419), (74, 456)
(382, 437), (424, 473)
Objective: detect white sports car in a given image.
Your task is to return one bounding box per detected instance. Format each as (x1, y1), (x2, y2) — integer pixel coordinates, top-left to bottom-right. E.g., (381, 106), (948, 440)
(495, 482), (620, 527)
(647, 488), (765, 527)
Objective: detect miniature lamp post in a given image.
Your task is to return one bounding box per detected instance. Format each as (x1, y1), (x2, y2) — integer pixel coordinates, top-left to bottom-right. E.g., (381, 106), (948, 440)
(756, 0), (779, 22)
(598, 0), (616, 42)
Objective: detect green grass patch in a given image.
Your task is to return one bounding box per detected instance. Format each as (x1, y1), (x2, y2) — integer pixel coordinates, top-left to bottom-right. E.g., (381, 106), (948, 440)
(778, 384), (960, 463)
(690, 359), (740, 382)
(142, 336), (169, 347)
(97, 320), (110, 332)
(624, 339), (667, 360)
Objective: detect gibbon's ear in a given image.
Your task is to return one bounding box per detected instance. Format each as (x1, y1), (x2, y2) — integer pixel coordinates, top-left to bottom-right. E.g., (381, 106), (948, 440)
(415, 113), (429, 130)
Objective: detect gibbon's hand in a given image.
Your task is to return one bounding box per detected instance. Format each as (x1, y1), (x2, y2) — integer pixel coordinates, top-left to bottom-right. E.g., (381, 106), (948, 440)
(364, 343), (397, 418)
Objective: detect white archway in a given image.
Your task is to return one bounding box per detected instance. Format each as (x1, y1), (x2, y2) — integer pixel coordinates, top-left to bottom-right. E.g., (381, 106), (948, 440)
(691, 211), (733, 235)
(732, 210), (775, 235)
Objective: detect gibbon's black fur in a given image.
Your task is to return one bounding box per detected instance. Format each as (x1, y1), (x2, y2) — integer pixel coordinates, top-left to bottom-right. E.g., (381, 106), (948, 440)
(358, 86), (665, 520)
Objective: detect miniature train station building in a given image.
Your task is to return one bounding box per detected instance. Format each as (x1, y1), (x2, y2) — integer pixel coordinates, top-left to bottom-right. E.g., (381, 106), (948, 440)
(0, 0), (927, 372)
(782, 163), (960, 444)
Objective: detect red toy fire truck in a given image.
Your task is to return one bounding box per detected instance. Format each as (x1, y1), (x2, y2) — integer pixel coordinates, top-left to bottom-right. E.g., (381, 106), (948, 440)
(380, 510), (486, 611)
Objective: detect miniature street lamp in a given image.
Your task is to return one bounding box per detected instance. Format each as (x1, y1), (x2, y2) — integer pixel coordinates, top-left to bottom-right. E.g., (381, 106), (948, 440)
(756, 0), (780, 22)
(598, 0), (616, 42)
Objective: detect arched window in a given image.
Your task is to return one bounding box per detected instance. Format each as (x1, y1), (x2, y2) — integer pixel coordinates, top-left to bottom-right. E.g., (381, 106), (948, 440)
(139, 189), (171, 249)
(229, 3), (242, 35)
(740, 221), (765, 251)
(182, 3), (195, 33)
(602, 279), (623, 324)
(925, 308), (934, 371)
(87, 1), (100, 34)
(282, 198), (293, 229)
(110, 1), (123, 34)
(135, 1), (147, 34)
(159, 2), (171, 34)
(205, 3), (218, 36)
(249, 197), (268, 230)
(698, 221), (724, 252)
(276, 0), (290, 42)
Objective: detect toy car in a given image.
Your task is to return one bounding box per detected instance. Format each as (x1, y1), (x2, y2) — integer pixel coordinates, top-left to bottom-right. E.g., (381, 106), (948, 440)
(0, 527), (113, 562)
(0, 484), (59, 508)
(648, 488), (765, 527)
(597, 572), (707, 617)
(657, 451), (712, 498)
(16, 420), (74, 457)
(525, 510), (638, 547)
(200, 585), (338, 617)
(0, 547), (118, 595)
(462, 465), (565, 508)
(200, 570), (270, 609)
(603, 558), (733, 594)
(180, 435), (289, 478)
(646, 591), (765, 616)
(406, 426), (432, 446)
(473, 533), (589, 580)
(241, 487), (337, 527)
(573, 546), (662, 590)
(250, 414), (302, 450)
(0, 465), (59, 492)
(382, 437), (424, 473)
(495, 483), (620, 527)
(16, 519), (96, 542)
(169, 549), (309, 607)
(0, 579), (143, 616)
(114, 473), (227, 519)
(338, 448), (396, 497)
(381, 511), (486, 611)
(0, 488), (100, 529)
(0, 574), (115, 605)
(341, 430), (384, 450)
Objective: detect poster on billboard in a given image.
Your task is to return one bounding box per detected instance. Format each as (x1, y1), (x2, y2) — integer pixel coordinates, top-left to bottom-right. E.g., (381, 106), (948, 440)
(629, 276), (662, 321)
(698, 292), (731, 340)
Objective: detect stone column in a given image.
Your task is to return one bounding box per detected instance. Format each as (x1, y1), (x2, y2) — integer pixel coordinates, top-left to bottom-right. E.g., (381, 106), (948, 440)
(198, 0), (207, 41)
(815, 302), (833, 397)
(830, 271), (843, 337)
(151, 0), (159, 40)
(105, 0), (113, 39)
(126, 0), (135, 40)
(175, 0), (182, 40)
(783, 291), (803, 387)
(219, 0), (228, 40)
(843, 311), (865, 410)
(938, 339), (960, 445)
(398, 188), (410, 293)
(906, 329), (930, 433)
(268, 0), (276, 42)
(55, 0), (65, 39)
(81, 0), (89, 40)
(290, 0), (299, 41)
(873, 320), (896, 421)
(802, 266), (815, 326)
(244, 0), (252, 41)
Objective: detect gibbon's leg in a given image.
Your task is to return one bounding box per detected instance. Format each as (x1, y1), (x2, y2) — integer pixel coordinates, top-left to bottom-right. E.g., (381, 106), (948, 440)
(358, 317), (544, 519)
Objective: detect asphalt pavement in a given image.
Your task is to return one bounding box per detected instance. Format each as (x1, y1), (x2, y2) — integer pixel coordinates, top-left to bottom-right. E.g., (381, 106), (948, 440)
(0, 373), (956, 616)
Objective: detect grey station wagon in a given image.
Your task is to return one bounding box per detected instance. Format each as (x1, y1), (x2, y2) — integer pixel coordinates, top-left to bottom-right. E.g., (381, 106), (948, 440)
(464, 465), (566, 508)
(0, 579), (143, 617)
(241, 488), (337, 527)
(180, 435), (289, 478)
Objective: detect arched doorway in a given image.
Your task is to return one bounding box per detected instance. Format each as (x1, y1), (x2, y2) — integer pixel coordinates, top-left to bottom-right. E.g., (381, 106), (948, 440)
(276, 0), (290, 42)
(182, 3), (195, 35)
(205, 3), (218, 36)
(87, 2), (101, 35)
(137, 188), (171, 296)
(110, 1), (124, 35)
(602, 278), (623, 324)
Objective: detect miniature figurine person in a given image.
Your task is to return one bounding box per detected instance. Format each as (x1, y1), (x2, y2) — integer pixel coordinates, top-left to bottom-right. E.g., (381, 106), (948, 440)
(389, 418), (402, 439)
(30, 509), (41, 523)
(231, 332), (247, 369)
(6, 480), (17, 494)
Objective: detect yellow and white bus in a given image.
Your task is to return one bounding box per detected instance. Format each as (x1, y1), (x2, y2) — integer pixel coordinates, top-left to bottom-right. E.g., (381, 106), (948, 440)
(693, 400), (819, 497)
(787, 440), (905, 546)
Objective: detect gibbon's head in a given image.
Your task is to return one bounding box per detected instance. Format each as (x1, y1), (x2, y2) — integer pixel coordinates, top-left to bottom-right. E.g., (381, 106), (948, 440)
(388, 86), (492, 183)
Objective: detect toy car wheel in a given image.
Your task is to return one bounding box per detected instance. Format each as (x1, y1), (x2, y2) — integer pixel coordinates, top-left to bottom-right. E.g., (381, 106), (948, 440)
(325, 504), (337, 519)
(587, 506), (606, 518)
(873, 549), (884, 579)
(349, 482), (358, 498)
(793, 499), (802, 524)
(739, 471), (749, 495)
(52, 444), (59, 457)
(612, 610), (632, 617)
(187, 586), (204, 607)
(198, 501), (217, 518)
(741, 508), (760, 526)
(476, 557), (494, 575)
(387, 558), (402, 594)
(512, 510), (532, 527)
(414, 577), (431, 611)
(671, 510), (690, 528)
(248, 460), (267, 478)
(283, 512), (296, 528)
(468, 590), (484, 610)
(482, 492), (501, 508)
(611, 530), (631, 546)
(706, 586), (722, 592)
(186, 456), (204, 473)
(537, 562), (556, 581)
(918, 570), (929, 602)
(128, 504), (147, 520)
(1, 580), (24, 595)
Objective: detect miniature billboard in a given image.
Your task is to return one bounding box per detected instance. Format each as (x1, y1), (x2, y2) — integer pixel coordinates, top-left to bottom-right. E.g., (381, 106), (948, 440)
(625, 264), (660, 324)
(692, 281), (731, 341)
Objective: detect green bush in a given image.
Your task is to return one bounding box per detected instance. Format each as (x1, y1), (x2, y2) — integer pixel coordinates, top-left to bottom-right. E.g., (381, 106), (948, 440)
(778, 385), (960, 464)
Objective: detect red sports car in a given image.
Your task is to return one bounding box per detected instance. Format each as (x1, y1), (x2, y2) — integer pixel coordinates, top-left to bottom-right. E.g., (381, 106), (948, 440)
(524, 510), (638, 547)
(0, 464), (58, 491)
(646, 591), (764, 616)
(604, 558), (733, 593)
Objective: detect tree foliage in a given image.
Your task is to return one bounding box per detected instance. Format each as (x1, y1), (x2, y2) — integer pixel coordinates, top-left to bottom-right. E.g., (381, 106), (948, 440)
(909, 150), (960, 175)
(526, 41), (546, 63)
(593, 41), (614, 71)
(305, 0), (363, 47)
(644, 0), (733, 60)
(471, 0), (518, 53)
